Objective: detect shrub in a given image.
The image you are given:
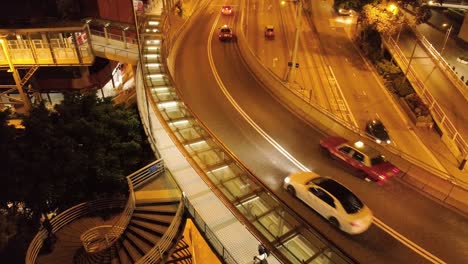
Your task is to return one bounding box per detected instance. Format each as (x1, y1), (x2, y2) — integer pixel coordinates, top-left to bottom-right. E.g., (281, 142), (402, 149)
(376, 60), (402, 77)
(405, 93), (430, 117)
(394, 76), (414, 97)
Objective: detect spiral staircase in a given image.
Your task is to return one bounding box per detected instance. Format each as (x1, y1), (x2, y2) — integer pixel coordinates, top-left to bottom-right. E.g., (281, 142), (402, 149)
(26, 159), (191, 264)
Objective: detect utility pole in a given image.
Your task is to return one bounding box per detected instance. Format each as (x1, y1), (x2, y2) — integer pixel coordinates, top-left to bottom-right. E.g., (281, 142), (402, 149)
(440, 24), (452, 56)
(287, 0), (302, 83)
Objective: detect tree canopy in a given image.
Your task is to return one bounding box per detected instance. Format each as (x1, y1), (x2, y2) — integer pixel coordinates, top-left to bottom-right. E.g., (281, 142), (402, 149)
(360, 3), (405, 36)
(0, 93), (154, 221)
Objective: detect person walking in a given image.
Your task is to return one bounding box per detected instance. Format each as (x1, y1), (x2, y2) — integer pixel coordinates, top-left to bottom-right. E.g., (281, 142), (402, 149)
(253, 244), (269, 264)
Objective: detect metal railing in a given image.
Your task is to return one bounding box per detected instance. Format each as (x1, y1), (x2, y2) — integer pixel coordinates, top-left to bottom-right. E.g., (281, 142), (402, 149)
(412, 28), (468, 101)
(386, 37), (468, 163)
(25, 159), (170, 263)
(89, 29), (138, 45)
(25, 198), (126, 264)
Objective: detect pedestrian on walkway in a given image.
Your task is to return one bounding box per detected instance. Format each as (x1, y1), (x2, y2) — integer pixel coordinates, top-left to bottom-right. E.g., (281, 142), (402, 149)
(253, 244), (269, 264)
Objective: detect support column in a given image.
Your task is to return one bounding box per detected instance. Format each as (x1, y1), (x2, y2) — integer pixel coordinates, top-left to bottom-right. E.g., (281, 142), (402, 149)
(71, 32), (83, 64)
(122, 28), (128, 49)
(104, 23), (110, 44)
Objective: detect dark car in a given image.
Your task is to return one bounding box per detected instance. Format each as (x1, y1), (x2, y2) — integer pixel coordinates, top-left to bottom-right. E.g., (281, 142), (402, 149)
(264, 25), (275, 40)
(219, 25), (234, 41)
(320, 136), (400, 182)
(365, 119), (390, 144)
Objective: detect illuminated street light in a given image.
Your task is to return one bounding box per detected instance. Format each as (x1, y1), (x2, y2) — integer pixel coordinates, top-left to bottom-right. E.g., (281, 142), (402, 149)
(388, 3), (398, 15)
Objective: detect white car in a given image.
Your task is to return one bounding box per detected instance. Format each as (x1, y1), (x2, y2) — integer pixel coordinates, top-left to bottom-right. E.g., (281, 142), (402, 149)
(284, 171), (373, 234)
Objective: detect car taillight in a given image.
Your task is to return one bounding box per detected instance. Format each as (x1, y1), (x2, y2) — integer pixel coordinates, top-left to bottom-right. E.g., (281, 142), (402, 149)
(378, 175), (386, 180)
(350, 221), (360, 227)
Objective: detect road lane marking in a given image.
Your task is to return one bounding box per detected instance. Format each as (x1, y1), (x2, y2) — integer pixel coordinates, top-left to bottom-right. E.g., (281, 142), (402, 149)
(206, 9), (445, 264)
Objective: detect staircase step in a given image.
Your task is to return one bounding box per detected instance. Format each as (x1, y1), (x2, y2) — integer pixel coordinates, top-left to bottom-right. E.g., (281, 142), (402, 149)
(124, 230), (153, 254)
(116, 240), (133, 264)
(132, 212), (175, 225)
(131, 214), (172, 227)
(127, 225), (162, 246)
(129, 219), (168, 237)
(110, 245), (121, 264)
(121, 236), (143, 262)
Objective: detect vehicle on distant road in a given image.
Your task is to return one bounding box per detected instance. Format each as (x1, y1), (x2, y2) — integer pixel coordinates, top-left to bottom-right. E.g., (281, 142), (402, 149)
(320, 136), (400, 182)
(366, 119), (391, 144)
(264, 25), (275, 40)
(219, 25), (234, 41)
(221, 5), (233, 15)
(337, 7), (353, 16)
(284, 171), (373, 234)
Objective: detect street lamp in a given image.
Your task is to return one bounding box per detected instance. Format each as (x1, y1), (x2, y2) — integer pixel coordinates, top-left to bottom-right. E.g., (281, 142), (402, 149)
(388, 3), (398, 15)
(440, 23), (452, 56)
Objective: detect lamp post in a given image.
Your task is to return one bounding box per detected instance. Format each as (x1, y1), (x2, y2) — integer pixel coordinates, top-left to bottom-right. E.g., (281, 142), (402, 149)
(440, 23), (452, 56)
(287, 0), (302, 83)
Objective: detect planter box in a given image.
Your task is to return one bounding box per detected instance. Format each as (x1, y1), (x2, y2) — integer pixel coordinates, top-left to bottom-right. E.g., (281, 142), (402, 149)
(398, 98), (434, 128)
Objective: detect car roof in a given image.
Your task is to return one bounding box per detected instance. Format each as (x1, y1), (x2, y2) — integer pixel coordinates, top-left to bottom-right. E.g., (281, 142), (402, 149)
(346, 143), (380, 157)
(266, 25), (274, 29)
(312, 178), (363, 208)
(223, 5), (232, 8)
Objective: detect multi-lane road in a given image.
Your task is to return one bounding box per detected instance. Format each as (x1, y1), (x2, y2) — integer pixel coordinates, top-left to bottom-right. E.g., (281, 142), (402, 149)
(172, 1), (468, 263)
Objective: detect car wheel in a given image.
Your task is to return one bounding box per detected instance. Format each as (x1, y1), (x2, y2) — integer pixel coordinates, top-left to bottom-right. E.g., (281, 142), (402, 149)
(329, 217), (340, 228)
(287, 185), (296, 197)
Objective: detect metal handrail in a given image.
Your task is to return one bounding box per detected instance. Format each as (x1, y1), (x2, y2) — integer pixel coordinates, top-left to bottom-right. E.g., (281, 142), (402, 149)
(25, 198), (126, 264)
(136, 200), (184, 263)
(386, 37), (468, 167)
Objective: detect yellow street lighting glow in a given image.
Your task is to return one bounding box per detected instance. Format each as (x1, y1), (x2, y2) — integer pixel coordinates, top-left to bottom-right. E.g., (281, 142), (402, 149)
(208, 165), (228, 173)
(146, 62), (161, 67)
(158, 101), (178, 108)
(148, 73), (164, 78)
(354, 141), (364, 148)
(236, 196), (259, 206)
(184, 140), (206, 146)
(170, 119), (189, 125)
(151, 86), (169, 91)
(148, 21), (159, 26)
(146, 40), (160, 44)
(144, 54), (159, 58)
(147, 46), (159, 50)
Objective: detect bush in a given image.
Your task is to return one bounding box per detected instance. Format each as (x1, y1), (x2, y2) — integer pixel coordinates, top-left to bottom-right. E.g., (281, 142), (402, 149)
(394, 76), (414, 97)
(376, 60), (402, 77)
(405, 93), (430, 117)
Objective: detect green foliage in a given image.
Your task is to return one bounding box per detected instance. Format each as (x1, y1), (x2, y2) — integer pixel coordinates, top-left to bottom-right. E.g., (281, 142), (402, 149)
(0, 93), (153, 219)
(376, 59), (402, 76)
(393, 76), (414, 97)
(361, 4), (405, 36)
(405, 93), (431, 117)
(358, 26), (383, 62)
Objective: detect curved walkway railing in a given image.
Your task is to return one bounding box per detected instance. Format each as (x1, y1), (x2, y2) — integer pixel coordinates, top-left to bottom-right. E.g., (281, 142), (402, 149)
(135, 10), (355, 263)
(25, 158), (177, 263)
(25, 198), (126, 264)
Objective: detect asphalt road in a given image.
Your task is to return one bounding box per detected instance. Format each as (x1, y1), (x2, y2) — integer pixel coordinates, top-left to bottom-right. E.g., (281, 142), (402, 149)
(172, 1), (468, 263)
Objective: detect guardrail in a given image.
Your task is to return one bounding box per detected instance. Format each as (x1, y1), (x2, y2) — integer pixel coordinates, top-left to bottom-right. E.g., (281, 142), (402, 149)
(386, 37), (468, 163)
(90, 29), (138, 45)
(412, 28), (468, 101)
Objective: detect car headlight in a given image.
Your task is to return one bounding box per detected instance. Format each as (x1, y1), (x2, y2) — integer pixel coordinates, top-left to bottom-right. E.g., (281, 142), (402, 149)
(386, 140), (391, 144)
(284, 177), (291, 184)
(376, 139), (382, 144)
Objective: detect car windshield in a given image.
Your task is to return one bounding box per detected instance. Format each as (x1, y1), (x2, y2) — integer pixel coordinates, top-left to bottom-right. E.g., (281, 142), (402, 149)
(311, 178), (364, 214)
(221, 28), (231, 33)
(267, 29), (273, 32)
(370, 155), (386, 166)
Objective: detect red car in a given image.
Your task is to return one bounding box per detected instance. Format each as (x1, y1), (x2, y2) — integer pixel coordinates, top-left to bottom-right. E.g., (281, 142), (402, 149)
(264, 25), (275, 40)
(219, 25), (234, 41)
(320, 136), (400, 182)
(221, 5), (233, 15)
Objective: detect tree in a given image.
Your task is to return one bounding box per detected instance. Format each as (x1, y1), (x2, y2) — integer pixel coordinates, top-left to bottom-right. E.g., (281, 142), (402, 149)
(360, 4), (405, 36)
